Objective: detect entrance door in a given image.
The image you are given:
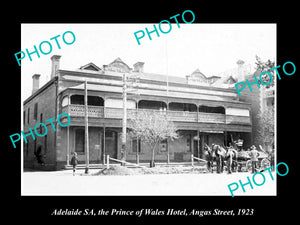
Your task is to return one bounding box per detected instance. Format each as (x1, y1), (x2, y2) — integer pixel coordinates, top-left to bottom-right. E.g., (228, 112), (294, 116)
(105, 130), (118, 158)
(75, 129), (85, 153)
(198, 134), (209, 158)
(193, 140), (200, 158)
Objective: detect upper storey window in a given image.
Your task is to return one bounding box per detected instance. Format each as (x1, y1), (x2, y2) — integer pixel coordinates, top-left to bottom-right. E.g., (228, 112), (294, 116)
(70, 95), (104, 106)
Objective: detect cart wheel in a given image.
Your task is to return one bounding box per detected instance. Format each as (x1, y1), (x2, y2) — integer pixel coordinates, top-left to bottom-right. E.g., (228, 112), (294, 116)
(246, 160), (252, 172)
(261, 158), (271, 170)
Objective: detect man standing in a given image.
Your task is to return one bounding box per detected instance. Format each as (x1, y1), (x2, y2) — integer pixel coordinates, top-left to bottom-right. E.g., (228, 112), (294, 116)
(226, 147), (235, 174)
(70, 152), (78, 176)
(249, 145), (259, 173)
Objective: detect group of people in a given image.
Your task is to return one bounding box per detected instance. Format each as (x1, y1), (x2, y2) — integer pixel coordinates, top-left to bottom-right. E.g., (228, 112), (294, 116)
(248, 145), (260, 174)
(220, 144), (274, 174)
(69, 144), (272, 176)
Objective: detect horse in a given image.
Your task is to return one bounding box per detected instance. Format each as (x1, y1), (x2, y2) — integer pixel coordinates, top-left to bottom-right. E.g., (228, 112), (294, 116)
(211, 144), (227, 173)
(202, 144), (214, 172)
(225, 147), (238, 174)
(203, 144), (226, 173)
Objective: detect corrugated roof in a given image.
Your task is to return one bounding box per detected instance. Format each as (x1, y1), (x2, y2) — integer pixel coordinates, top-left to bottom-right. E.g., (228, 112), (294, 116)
(65, 83), (238, 103)
(138, 72), (186, 84)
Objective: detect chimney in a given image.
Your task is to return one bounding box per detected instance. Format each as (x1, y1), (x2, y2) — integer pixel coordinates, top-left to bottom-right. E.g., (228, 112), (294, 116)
(133, 62), (144, 73)
(51, 55), (61, 79)
(32, 74), (41, 94)
(236, 59), (245, 81)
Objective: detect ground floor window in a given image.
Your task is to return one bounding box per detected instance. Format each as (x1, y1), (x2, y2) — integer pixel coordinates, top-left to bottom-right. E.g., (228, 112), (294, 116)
(75, 129), (85, 153)
(160, 139), (167, 152)
(132, 138), (141, 153)
(186, 134), (191, 152)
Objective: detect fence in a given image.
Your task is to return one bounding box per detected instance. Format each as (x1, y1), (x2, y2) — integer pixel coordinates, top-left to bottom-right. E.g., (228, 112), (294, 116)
(106, 155), (147, 169)
(191, 154), (207, 167)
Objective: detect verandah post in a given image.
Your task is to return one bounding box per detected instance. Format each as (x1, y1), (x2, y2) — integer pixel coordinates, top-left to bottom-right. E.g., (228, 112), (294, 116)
(191, 153), (194, 167)
(84, 80), (89, 174)
(106, 155), (110, 169)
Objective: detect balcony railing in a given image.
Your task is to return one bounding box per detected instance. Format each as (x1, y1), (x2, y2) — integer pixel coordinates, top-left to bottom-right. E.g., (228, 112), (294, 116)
(62, 104), (104, 117)
(226, 115), (251, 125)
(198, 112), (225, 123)
(62, 105), (251, 125)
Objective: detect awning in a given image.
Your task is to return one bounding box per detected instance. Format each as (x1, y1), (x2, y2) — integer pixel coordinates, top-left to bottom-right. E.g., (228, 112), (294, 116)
(59, 82), (238, 103)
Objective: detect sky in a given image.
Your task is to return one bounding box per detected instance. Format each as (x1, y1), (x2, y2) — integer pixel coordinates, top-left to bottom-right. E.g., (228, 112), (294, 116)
(21, 23), (276, 101)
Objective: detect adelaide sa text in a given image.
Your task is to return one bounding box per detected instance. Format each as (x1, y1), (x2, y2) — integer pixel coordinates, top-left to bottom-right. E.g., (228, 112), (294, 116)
(10, 113), (71, 148)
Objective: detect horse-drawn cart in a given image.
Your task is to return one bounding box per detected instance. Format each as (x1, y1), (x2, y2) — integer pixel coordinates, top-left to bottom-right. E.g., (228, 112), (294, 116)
(236, 150), (271, 172)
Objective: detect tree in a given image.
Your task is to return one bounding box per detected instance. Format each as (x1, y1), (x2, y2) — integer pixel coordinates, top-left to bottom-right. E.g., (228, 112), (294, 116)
(255, 55), (275, 88)
(255, 55), (275, 149)
(128, 110), (179, 167)
(257, 106), (274, 148)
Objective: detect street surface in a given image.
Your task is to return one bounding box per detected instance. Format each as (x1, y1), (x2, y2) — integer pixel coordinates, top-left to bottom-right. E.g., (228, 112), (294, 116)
(22, 169), (277, 196)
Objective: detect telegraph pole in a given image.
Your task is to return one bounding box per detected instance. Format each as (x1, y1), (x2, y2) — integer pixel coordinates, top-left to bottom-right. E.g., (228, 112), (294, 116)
(165, 40), (170, 164)
(121, 72), (140, 165)
(84, 80), (89, 174)
(121, 73), (127, 164)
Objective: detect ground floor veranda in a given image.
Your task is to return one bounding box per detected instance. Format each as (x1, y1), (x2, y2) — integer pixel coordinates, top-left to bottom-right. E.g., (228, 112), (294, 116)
(24, 118), (252, 170)
(59, 125), (251, 167)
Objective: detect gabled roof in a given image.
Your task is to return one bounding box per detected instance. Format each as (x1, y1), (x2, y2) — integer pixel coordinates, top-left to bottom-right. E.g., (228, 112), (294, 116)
(110, 57), (123, 64)
(79, 62), (102, 71)
(103, 57), (132, 73)
(190, 69), (207, 79)
(224, 76), (237, 84)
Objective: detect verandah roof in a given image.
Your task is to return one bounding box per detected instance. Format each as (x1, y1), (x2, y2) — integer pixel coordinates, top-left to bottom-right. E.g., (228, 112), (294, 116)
(62, 82), (240, 103)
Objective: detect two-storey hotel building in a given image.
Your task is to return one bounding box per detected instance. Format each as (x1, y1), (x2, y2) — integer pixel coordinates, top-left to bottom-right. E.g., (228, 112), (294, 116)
(23, 55), (261, 170)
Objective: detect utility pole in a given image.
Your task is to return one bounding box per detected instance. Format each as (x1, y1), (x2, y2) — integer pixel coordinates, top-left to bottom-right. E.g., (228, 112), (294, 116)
(84, 80), (89, 174)
(165, 40), (170, 164)
(121, 73), (127, 164)
(121, 72), (140, 165)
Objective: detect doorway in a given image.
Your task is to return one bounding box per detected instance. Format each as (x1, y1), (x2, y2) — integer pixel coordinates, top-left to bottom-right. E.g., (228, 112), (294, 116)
(105, 130), (118, 159)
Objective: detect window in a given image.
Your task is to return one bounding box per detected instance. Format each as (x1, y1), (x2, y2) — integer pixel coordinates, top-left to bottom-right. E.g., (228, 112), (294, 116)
(26, 141), (29, 157)
(70, 95), (104, 106)
(199, 106), (225, 114)
(105, 98), (135, 108)
(203, 134), (209, 146)
(34, 103), (38, 120)
(132, 138), (141, 153)
(186, 135), (191, 152)
(61, 96), (69, 107)
(23, 111), (25, 125)
(225, 108), (249, 117)
(88, 96), (104, 106)
(75, 129), (85, 153)
(105, 130), (114, 139)
(71, 95), (84, 105)
(39, 113), (43, 134)
(27, 108), (30, 124)
(44, 135), (47, 155)
(160, 139), (167, 152)
(34, 139), (36, 156)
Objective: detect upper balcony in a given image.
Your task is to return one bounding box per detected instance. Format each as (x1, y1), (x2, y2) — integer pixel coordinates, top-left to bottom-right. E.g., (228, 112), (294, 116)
(60, 95), (250, 125)
(61, 104), (251, 125)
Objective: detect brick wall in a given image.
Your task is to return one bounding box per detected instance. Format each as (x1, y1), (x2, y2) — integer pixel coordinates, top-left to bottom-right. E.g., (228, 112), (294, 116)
(58, 126), (102, 166)
(23, 80), (57, 169)
(239, 74), (261, 146)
